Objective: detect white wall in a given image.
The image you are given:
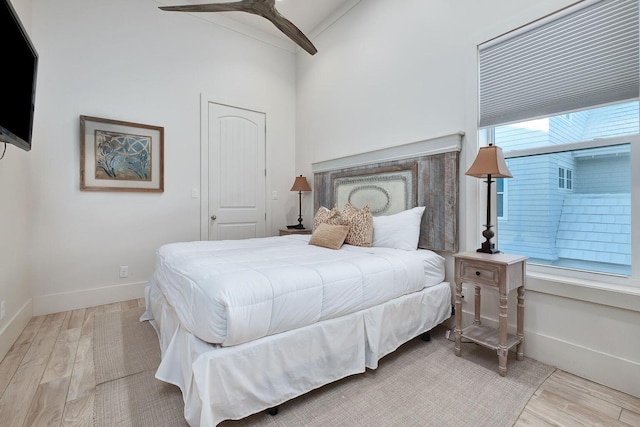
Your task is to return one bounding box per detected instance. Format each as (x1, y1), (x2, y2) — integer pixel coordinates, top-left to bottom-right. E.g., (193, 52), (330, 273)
(0, 0), (35, 365)
(24, 0), (297, 314)
(296, 0), (640, 398)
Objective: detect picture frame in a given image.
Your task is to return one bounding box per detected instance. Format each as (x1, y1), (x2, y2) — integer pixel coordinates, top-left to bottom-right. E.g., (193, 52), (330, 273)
(80, 115), (164, 192)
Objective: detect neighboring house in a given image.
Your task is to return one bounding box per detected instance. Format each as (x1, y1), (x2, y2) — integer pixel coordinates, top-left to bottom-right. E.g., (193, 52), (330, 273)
(497, 103), (635, 275)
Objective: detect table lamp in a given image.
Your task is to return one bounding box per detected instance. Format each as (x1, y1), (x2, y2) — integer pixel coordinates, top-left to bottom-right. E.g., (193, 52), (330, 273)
(465, 144), (512, 253)
(289, 175), (312, 229)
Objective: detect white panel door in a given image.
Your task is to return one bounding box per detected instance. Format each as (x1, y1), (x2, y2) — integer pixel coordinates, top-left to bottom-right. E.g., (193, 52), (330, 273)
(208, 103), (266, 240)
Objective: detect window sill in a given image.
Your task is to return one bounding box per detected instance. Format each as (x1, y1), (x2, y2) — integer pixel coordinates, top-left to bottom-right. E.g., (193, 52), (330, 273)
(526, 271), (640, 313)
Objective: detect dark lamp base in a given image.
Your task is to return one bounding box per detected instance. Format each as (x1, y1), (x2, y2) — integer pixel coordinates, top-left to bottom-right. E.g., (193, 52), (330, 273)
(477, 241), (500, 254)
(287, 224), (305, 229)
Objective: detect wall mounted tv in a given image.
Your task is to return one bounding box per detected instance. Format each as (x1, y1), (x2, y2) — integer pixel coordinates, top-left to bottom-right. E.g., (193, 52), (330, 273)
(0, 0), (38, 152)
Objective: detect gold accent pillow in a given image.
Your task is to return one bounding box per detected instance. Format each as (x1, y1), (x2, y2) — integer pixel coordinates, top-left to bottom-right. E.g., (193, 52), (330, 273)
(313, 206), (348, 231)
(308, 223), (350, 250)
(342, 203), (373, 247)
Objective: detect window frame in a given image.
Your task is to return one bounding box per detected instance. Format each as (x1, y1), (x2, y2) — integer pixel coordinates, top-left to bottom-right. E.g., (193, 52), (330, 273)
(496, 177), (508, 220)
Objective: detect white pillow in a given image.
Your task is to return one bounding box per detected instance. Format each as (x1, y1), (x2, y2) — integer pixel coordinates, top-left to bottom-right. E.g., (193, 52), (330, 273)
(372, 206), (426, 250)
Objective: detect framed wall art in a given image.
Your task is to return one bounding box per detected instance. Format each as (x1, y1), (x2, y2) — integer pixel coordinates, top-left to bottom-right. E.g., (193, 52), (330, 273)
(80, 115), (164, 192)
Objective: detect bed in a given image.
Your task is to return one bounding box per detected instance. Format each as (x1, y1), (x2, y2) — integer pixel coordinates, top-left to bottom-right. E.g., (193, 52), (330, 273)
(142, 133), (462, 426)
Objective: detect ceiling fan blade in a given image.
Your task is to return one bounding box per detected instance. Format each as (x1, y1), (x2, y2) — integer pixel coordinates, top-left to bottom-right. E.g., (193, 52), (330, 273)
(159, 0), (317, 55)
(267, 12), (317, 55)
(159, 1), (251, 13)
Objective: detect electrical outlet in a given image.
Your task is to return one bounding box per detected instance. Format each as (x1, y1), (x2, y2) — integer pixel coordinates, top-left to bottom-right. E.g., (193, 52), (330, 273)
(0, 300), (5, 320)
(119, 266), (129, 278)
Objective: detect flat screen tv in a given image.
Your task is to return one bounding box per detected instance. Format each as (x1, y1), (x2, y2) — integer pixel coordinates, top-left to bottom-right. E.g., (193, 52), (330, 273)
(0, 0), (38, 152)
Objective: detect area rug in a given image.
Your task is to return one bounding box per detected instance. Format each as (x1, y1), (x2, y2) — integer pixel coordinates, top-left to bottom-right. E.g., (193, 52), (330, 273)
(95, 369), (188, 427)
(93, 306), (160, 384)
(94, 308), (556, 427)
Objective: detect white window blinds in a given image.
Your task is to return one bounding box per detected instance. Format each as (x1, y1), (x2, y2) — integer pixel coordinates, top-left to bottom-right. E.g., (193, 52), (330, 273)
(479, 0), (639, 128)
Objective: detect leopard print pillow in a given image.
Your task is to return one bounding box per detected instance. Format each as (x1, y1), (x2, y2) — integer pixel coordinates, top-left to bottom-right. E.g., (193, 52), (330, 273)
(342, 203), (373, 247)
(313, 206), (348, 231)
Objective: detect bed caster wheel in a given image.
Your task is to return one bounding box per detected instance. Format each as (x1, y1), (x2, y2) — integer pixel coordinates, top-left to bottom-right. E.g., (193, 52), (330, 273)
(421, 332), (431, 342)
(267, 406), (279, 416)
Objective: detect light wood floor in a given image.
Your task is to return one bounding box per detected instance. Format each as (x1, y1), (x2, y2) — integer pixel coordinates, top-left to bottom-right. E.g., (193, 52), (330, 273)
(1, 300), (639, 427)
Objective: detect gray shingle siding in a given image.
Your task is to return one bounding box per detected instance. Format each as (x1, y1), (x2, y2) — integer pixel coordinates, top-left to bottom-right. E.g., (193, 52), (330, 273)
(556, 194), (631, 265)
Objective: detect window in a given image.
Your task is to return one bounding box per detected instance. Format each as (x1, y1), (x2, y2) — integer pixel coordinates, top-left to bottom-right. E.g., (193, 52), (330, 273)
(558, 167), (573, 190)
(478, 0), (639, 285)
(493, 103), (636, 276)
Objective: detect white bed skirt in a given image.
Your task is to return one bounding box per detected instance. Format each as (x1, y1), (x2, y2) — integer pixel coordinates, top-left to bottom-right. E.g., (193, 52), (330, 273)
(142, 278), (452, 426)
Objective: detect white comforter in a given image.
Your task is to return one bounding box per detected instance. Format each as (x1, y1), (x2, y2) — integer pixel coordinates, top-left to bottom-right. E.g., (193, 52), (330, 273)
(153, 234), (445, 346)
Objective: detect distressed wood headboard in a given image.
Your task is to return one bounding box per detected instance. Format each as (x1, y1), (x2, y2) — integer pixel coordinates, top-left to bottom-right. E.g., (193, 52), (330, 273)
(312, 132), (462, 253)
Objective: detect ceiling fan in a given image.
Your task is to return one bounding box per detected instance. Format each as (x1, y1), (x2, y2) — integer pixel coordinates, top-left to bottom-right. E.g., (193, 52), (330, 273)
(159, 0), (318, 55)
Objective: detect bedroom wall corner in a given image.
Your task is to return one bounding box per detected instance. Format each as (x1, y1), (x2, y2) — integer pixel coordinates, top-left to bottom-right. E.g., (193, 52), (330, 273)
(0, 299), (33, 362)
(0, 144), (33, 363)
(0, 0), (35, 362)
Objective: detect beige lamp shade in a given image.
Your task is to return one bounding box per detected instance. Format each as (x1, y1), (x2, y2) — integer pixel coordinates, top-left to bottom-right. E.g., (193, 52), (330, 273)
(465, 145), (513, 178)
(290, 175), (312, 192)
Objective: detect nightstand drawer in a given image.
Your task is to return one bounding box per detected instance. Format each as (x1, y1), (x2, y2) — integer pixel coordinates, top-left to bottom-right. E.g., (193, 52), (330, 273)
(457, 259), (502, 288)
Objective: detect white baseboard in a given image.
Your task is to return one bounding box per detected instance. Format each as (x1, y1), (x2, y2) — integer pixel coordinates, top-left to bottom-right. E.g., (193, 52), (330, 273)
(525, 331), (640, 399)
(32, 281), (148, 316)
(457, 309), (640, 398)
(0, 298), (33, 363)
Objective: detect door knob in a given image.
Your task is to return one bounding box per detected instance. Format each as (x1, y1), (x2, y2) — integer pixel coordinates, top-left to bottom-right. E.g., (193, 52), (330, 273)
(211, 215), (217, 220)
